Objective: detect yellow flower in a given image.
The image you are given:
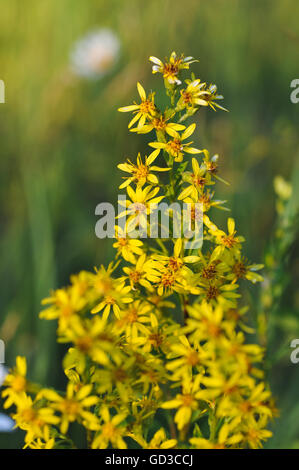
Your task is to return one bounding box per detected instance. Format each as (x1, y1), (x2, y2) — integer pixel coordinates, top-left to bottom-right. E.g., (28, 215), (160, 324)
(2, 50), (275, 451)
(134, 320), (178, 355)
(190, 417), (242, 449)
(177, 78), (210, 110)
(151, 239), (201, 296)
(90, 262), (118, 297)
(217, 330), (264, 375)
(117, 150), (170, 189)
(24, 426), (55, 449)
(69, 271), (94, 299)
(149, 123), (202, 163)
(274, 175), (292, 201)
(166, 335), (205, 380)
(132, 361), (166, 395)
(113, 225), (144, 263)
(204, 216), (245, 253)
(196, 247), (229, 283)
(91, 265), (133, 321)
(186, 302), (234, 345)
(92, 406), (127, 449)
(152, 238), (201, 270)
(130, 113), (185, 135)
(60, 315), (116, 369)
(204, 83), (228, 112)
(178, 157), (212, 200)
(201, 149), (229, 185)
(113, 299), (153, 342)
(91, 277), (133, 320)
(197, 370), (251, 402)
(225, 253), (264, 284)
(117, 185), (164, 234)
(40, 287), (86, 332)
(154, 268), (183, 297)
(2, 356), (27, 408)
(39, 383), (99, 435)
(238, 415), (273, 449)
(91, 354), (135, 401)
(26, 437), (55, 449)
(149, 52), (197, 85)
(182, 189), (227, 212)
(196, 278), (240, 309)
(12, 393), (59, 444)
(217, 382), (272, 421)
(161, 377), (203, 430)
(132, 427), (177, 449)
(118, 82), (156, 129)
(123, 253), (161, 290)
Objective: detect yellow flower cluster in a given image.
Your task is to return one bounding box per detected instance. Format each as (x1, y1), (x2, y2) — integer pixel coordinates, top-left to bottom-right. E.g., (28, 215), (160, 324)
(1, 52), (276, 449)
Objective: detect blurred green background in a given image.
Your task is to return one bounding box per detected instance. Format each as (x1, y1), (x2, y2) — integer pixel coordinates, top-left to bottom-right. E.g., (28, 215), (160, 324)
(0, 0), (298, 448)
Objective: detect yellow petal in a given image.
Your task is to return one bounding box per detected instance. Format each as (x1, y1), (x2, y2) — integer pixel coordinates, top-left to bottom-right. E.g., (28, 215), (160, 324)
(192, 158), (200, 175)
(118, 105), (139, 112)
(182, 123), (196, 140)
(227, 217), (235, 234)
(184, 147), (202, 154)
(137, 82), (146, 101)
(146, 149), (160, 165)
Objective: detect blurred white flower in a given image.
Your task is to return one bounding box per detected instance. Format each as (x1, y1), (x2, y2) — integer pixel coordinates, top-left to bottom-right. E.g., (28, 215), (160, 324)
(0, 364), (7, 386)
(0, 414), (14, 432)
(70, 28), (120, 80)
(0, 365), (14, 432)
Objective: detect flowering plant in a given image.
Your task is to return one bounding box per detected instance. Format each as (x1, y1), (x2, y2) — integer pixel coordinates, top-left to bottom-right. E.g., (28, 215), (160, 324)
(1, 52), (275, 449)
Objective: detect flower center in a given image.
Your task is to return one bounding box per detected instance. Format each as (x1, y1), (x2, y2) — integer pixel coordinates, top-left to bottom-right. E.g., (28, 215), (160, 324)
(105, 295), (115, 305)
(199, 193), (211, 208)
(167, 139), (183, 156)
(76, 336), (93, 352)
(152, 117), (167, 130)
(206, 162), (218, 174)
(95, 279), (113, 295)
(233, 261), (246, 278)
(134, 164), (149, 180)
(140, 100), (155, 115)
(202, 318), (221, 337)
(113, 368), (127, 382)
(186, 351), (199, 366)
(129, 270), (142, 284)
(181, 91), (193, 106)
(102, 422), (116, 439)
(191, 173), (205, 187)
(161, 271), (176, 287)
(149, 333), (164, 348)
(168, 257), (183, 272)
(21, 408), (36, 423)
(221, 234), (237, 248)
(202, 264), (217, 279)
(126, 308), (138, 323)
(206, 285), (219, 301)
(163, 62), (180, 79)
(181, 394), (194, 407)
(118, 238), (128, 247)
(61, 399), (80, 418)
(131, 202), (147, 214)
(190, 205), (202, 221)
(12, 375), (26, 392)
